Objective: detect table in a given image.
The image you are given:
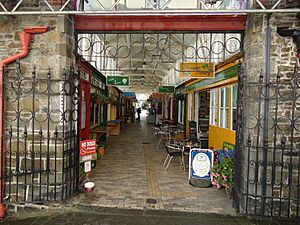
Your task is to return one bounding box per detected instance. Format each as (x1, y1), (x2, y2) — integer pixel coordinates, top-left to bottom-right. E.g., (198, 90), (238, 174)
(181, 142), (201, 171)
(90, 126), (112, 140)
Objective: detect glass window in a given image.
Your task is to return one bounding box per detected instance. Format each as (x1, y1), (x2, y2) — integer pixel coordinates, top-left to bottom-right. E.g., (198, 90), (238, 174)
(188, 94), (193, 121)
(232, 84), (238, 131)
(210, 89), (218, 126)
(220, 87), (229, 128)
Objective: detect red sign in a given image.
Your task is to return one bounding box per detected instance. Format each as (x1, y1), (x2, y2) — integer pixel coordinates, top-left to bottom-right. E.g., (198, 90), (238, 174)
(80, 139), (96, 156)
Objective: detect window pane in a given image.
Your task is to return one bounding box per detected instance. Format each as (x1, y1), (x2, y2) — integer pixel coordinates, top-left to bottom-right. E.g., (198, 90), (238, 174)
(215, 90), (219, 108)
(220, 108), (224, 127)
(214, 108), (218, 126)
(221, 88), (224, 107)
(225, 108), (228, 128)
(232, 85), (238, 108)
(225, 87), (230, 107)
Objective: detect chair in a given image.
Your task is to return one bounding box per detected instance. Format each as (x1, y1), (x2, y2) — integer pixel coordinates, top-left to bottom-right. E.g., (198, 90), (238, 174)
(155, 126), (171, 151)
(163, 143), (183, 171)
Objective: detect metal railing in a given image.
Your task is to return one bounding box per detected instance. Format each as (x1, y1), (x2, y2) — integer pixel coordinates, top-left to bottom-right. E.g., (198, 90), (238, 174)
(0, 0), (300, 15)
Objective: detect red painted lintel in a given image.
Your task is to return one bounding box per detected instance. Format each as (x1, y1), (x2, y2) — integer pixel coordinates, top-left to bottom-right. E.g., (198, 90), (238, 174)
(74, 15), (247, 32)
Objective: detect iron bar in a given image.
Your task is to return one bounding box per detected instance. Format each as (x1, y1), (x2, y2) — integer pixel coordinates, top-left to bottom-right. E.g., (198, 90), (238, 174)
(1, 9), (300, 16)
(15, 61), (21, 202)
(39, 127), (43, 201)
(54, 127), (58, 201)
(254, 74), (264, 217)
(23, 126), (27, 202)
(46, 68), (51, 201)
(31, 67), (36, 202)
(270, 71), (280, 217)
(61, 69), (66, 200)
(261, 21), (272, 217)
(279, 137), (286, 218)
(8, 126), (12, 201)
(287, 65), (298, 218)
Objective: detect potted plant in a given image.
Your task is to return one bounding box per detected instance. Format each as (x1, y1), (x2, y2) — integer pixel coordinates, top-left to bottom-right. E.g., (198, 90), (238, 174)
(210, 157), (235, 198)
(97, 138), (107, 159)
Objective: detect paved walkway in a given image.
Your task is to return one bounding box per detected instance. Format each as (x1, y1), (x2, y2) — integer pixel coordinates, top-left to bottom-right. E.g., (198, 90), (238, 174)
(69, 113), (235, 215)
(3, 206), (298, 225)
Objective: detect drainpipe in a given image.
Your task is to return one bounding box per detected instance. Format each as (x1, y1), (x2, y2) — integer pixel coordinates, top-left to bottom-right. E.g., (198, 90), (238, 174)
(0, 26), (49, 219)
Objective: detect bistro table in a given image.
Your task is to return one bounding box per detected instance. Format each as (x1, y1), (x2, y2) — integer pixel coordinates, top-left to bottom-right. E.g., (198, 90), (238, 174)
(90, 126), (112, 140)
(181, 142), (201, 171)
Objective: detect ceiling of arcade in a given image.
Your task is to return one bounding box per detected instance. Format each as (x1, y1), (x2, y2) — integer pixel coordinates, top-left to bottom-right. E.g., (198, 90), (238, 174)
(77, 32), (242, 94)
(1, 0), (298, 95)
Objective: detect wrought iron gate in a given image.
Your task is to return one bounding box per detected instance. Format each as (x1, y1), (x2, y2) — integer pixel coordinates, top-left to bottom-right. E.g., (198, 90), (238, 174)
(234, 60), (300, 218)
(3, 61), (80, 203)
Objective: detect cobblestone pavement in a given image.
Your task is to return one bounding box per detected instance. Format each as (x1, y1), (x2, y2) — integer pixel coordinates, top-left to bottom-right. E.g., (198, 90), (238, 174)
(2, 114), (299, 224)
(69, 114), (235, 215)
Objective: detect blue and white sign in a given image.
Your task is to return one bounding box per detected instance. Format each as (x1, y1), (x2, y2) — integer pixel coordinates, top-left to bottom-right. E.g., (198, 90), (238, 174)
(124, 92), (136, 97)
(189, 149), (214, 180)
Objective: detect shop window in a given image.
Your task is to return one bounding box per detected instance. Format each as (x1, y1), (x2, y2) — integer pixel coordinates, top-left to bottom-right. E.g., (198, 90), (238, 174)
(188, 94), (193, 121)
(210, 89), (218, 126)
(232, 84), (238, 131)
(178, 100), (185, 124)
(220, 87), (230, 128)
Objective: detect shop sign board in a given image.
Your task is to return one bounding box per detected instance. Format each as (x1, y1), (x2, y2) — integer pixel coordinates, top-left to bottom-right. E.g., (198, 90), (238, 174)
(124, 92), (136, 97)
(80, 140), (96, 156)
(189, 149), (214, 180)
(91, 76), (105, 89)
(107, 76), (129, 86)
(179, 62), (215, 78)
(158, 86), (175, 93)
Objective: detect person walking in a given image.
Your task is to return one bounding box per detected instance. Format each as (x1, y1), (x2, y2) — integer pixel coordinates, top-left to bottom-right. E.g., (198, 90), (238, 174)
(136, 107), (141, 123)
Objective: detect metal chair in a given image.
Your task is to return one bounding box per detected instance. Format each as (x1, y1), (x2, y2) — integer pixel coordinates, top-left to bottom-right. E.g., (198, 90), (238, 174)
(163, 143), (183, 171)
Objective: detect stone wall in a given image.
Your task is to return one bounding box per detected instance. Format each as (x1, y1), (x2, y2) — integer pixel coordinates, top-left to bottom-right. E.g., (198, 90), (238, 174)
(238, 9), (300, 217)
(0, 15), (77, 202)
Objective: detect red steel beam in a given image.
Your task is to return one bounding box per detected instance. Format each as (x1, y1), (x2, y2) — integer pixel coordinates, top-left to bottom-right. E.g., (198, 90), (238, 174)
(74, 15), (247, 32)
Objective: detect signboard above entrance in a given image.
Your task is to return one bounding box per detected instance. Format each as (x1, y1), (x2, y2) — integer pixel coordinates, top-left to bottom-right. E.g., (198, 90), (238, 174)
(124, 92), (136, 97)
(158, 86), (175, 93)
(107, 76), (129, 86)
(179, 62), (215, 78)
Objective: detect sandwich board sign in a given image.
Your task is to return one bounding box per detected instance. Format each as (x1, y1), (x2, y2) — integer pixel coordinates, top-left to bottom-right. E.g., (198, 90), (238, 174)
(188, 148), (214, 187)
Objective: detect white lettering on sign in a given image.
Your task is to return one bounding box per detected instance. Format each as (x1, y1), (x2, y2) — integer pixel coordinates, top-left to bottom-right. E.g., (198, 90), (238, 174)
(80, 140), (97, 156)
(82, 155), (92, 161)
(91, 77), (104, 89)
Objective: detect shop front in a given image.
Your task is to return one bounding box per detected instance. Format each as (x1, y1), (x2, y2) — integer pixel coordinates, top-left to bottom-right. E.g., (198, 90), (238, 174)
(185, 60), (240, 150)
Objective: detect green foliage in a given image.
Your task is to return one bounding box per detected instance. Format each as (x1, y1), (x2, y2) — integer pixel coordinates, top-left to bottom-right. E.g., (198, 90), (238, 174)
(210, 158), (235, 189)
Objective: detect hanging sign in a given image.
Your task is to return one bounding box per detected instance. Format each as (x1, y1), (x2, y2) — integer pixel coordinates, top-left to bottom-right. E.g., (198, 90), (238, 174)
(124, 92), (136, 97)
(107, 76), (129, 86)
(158, 86), (175, 93)
(80, 140), (97, 156)
(179, 62), (215, 78)
(91, 76), (104, 89)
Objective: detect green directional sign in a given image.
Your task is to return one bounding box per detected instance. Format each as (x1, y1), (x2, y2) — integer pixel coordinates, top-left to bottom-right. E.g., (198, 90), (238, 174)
(158, 86), (175, 93)
(107, 76), (129, 86)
